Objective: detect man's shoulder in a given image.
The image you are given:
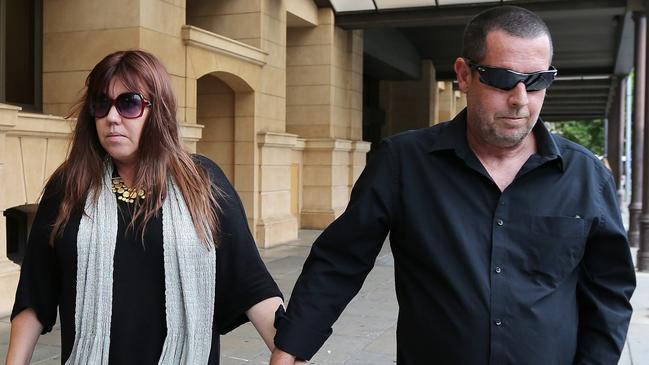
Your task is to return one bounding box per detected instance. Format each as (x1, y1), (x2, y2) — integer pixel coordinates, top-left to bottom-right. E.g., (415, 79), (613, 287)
(383, 122), (450, 150)
(551, 133), (611, 178)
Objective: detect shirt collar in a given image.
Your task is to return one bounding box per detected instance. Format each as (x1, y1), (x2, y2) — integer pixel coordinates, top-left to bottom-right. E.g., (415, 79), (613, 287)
(428, 108), (564, 171)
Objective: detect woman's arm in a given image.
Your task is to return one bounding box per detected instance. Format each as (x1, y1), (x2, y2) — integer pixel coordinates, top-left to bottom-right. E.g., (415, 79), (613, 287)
(246, 296), (284, 351)
(5, 308), (43, 365)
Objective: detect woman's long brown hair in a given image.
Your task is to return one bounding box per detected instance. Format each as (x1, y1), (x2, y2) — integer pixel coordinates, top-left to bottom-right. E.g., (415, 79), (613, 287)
(49, 50), (221, 247)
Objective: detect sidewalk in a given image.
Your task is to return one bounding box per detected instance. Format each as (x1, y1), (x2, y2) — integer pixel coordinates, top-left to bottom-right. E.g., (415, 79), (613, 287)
(1, 230), (647, 364)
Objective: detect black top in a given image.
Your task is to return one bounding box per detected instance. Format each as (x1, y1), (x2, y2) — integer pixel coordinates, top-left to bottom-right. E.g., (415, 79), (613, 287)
(274, 110), (636, 365)
(12, 155), (282, 364)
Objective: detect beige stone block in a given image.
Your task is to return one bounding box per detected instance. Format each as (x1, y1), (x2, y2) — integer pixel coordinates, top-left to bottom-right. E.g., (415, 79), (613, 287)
(260, 66), (286, 98)
(351, 72), (362, 93)
(318, 8), (334, 25)
(332, 149), (351, 166)
(259, 190), (291, 218)
(185, 78), (197, 111)
(287, 65), (331, 86)
(43, 29), (140, 73)
(287, 26), (333, 47)
(332, 106), (350, 128)
(234, 141), (255, 165)
(236, 190), (255, 220)
(303, 150), (332, 165)
(188, 13), (261, 41)
(186, 107), (197, 124)
(286, 105), (331, 126)
(198, 74), (234, 94)
(45, 138), (71, 177)
(351, 90), (362, 110)
(235, 92), (256, 117)
(140, 0), (185, 37)
(260, 146), (292, 166)
(286, 85), (331, 106)
(332, 66), (351, 90)
(183, 140), (196, 152)
(302, 186), (332, 209)
(332, 185), (351, 208)
(350, 126), (362, 141)
(197, 95), (235, 118)
(286, 0), (318, 27)
(257, 117), (285, 133)
(200, 118), (234, 141)
(41, 104), (72, 118)
(42, 72), (88, 106)
(287, 45), (332, 67)
(332, 165), (350, 186)
(332, 125), (348, 140)
(255, 214), (298, 247)
(260, 165), (291, 191)
(139, 29), (186, 77)
(262, 14), (286, 45)
(186, 0), (260, 16)
(170, 75), (186, 109)
(20, 138), (47, 203)
(233, 164), (255, 192)
(163, 0), (185, 8)
(300, 209), (336, 229)
(285, 124), (332, 139)
(333, 87), (350, 108)
(196, 141), (234, 164)
(261, 40), (286, 69)
(44, 0), (138, 34)
(4, 137), (26, 207)
(303, 165), (332, 185)
(257, 93), (286, 121)
(234, 117), (255, 142)
(0, 264), (20, 317)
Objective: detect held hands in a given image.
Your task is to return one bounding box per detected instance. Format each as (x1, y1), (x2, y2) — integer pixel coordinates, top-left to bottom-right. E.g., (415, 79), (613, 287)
(270, 348), (308, 365)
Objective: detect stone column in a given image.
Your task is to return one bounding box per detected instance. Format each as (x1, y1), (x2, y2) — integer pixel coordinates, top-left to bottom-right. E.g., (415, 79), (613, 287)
(638, 8), (649, 270)
(286, 8), (366, 229)
(607, 79), (624, 191)
(0, 104), (20, 317)
(630, 12), (646, 247)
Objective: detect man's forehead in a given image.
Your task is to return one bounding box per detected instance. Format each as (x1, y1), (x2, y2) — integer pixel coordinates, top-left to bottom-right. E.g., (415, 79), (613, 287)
(482, 30), (552, 70)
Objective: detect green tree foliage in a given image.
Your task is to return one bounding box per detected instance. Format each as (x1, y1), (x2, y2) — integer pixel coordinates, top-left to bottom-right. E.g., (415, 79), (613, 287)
(546, 119), (605, 156)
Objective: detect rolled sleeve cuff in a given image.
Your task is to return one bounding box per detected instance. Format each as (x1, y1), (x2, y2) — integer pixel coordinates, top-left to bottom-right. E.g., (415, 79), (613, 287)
(273, 306), (332, 361)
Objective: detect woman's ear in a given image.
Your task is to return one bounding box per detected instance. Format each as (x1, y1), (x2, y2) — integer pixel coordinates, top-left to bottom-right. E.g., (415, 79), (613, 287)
(454, 57), (471, 93)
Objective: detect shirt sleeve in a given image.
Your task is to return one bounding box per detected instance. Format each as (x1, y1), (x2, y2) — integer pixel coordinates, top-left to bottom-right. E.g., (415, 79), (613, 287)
(194, 155), (283, 334)
(10, 175), (63, 334)
(574, 173), (636, 364)
(274, 140), (398, 360)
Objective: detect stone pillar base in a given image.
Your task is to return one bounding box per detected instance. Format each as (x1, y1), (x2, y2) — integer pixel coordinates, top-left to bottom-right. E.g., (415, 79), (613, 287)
(0, 260), (20, 317)
(301, 208), (344, 229)
(638, 215), (649, 271)
(255, 215), (298, 248)
(628, 203), (643, 247)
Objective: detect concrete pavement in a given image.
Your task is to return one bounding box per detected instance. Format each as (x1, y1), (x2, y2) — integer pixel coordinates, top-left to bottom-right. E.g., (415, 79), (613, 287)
(1, 230), (647, 364)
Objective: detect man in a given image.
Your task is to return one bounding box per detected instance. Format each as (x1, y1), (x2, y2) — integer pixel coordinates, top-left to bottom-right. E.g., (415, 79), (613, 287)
(271, 6), (636, 365)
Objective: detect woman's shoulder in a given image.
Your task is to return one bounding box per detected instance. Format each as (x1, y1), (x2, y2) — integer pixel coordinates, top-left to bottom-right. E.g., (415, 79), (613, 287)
(191, 154), (233, 191)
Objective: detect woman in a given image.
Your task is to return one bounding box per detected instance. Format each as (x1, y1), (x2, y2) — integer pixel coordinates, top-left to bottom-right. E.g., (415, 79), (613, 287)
(6, 50), (285, 364)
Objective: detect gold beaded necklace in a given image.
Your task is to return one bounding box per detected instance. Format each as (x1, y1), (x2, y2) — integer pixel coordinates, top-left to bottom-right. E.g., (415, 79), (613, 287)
(111, 177), (146, 204)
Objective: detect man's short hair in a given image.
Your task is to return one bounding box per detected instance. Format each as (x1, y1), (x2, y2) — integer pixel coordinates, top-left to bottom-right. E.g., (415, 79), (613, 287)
(462, 5), (553, 63)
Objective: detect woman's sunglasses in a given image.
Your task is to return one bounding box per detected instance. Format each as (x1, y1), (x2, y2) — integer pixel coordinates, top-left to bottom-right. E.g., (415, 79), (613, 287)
(467, 61), (558, 92)
(92, 92), (153, 119)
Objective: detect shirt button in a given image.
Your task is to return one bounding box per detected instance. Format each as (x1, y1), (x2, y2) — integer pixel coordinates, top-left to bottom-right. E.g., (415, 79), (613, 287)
(495, 266), (502, 274)
(496, 219), (504, 226)
(495, 319), (502, 326)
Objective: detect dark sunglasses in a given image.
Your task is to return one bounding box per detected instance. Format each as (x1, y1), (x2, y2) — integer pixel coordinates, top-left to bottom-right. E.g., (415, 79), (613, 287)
(467, 61), (557, 91)
(92, 92), (153, 119)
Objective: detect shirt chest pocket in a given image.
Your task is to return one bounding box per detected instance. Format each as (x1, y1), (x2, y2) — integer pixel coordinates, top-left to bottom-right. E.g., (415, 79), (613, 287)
(515, 215), (588, 286)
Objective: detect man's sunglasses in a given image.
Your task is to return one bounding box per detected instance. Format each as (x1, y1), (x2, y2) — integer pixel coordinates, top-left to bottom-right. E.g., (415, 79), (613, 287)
(92, 92), (153, 119)
(467, 61), (557, 91)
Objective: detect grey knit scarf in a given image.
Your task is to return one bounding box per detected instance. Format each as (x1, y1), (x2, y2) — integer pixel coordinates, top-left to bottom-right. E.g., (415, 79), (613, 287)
(65, 165), (216, 364)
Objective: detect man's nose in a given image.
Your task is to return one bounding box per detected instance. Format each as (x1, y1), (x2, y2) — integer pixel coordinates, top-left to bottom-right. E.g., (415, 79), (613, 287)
(508, 82), (528, 107)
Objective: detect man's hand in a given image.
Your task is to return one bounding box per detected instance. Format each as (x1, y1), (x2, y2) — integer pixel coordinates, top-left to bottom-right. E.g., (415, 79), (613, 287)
(270, 348), (308, 364)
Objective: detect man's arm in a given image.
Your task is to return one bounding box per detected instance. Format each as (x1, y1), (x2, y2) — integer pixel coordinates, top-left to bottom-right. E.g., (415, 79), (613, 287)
(273, 140), (399, 361)
(573, 174), (636, 364)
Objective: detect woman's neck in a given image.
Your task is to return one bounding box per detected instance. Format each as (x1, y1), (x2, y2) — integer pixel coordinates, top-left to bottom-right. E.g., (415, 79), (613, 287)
(114, 161), (137, 187)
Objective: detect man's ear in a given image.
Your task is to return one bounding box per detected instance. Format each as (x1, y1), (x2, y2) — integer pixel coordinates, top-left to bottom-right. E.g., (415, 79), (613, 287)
(454, 57), (471, 93)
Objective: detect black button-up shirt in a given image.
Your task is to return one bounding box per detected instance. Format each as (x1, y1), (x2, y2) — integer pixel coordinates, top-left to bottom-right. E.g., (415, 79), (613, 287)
(275, 111), (636, 365)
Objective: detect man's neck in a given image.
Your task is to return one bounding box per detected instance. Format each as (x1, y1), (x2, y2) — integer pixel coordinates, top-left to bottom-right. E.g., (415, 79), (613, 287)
(467, 132), (537, 192)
